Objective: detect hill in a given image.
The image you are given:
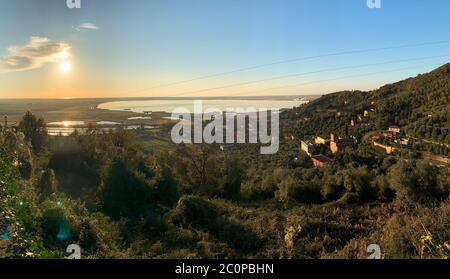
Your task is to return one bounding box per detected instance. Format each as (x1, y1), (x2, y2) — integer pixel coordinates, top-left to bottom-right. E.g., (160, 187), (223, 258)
(284, 63), (450, 149)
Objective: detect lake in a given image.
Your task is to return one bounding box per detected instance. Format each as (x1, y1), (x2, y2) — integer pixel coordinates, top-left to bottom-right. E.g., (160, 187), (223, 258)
(97, 98), (309, 114)
(47, 120), (155, 136)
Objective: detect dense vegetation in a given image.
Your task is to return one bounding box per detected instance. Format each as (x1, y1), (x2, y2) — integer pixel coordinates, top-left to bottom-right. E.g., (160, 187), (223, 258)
(284, 63), (450, 155)
(0, 64), (449, 259)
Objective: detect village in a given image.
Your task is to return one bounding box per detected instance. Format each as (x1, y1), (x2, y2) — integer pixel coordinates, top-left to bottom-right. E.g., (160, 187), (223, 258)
(290, 107), (414, 168)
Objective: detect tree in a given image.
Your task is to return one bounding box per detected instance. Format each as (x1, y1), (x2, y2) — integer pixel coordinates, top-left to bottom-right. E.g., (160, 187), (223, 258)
(276, 175), (297, 202)
(340, 167), (378, 204)
(37, 169), (58, 200)
(321, 174), (345, 202)
(152, 166), (178, 206)
(18, 111), (47, 153)
(219, 156), (244, 200)
(388, 160), (448, 205)
(172, 144), (222, 196)
(101, 158), (154, 219)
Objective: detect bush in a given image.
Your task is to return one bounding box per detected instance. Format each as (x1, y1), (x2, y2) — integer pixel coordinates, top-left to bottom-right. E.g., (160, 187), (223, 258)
(321, 175), (345, 202)
(40, 198), (123, 258)
(168, 196), (218, 228)
(388, 160), (449, 205)
(37, 169), (58, 200)
(276, 176), (322, 204)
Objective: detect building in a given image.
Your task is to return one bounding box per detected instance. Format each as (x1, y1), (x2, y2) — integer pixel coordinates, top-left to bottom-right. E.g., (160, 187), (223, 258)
(364, 110), (369, 117)
(373, 142), (396, 155)
(388, 126), (401, 134)
(314, 136), (328, 145)
(400, 138), (410, 145)
(395, 138), (410, 146)
(301, 140), (314, 156)
(285, 134), (296, 141)
(330, 133), (354, 154)
(311, 154), (334, 168)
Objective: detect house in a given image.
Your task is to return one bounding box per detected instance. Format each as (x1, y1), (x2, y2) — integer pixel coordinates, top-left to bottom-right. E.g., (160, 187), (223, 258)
(311, 154), (334, 168)
(285, 134), (296, 141)
(330, 133), (354, 154)
(400, 138), (410, 145)
(301, 140), (314, 156)
(395, 138), (410, 146)
(373, 142), (396, 155)
(314, 136), (328, 145)
(388, 126), (401, 134)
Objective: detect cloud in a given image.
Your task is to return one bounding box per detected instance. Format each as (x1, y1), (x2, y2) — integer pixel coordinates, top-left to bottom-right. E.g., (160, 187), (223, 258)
(77, 22), (99, 31)
(0, 37), (71, 73)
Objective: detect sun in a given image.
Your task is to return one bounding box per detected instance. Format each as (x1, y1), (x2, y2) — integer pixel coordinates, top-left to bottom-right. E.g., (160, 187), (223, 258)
(59, 61), (71, 73)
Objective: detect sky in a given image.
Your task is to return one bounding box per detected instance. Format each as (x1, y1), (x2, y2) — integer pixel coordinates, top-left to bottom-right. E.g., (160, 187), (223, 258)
(0, 0), (449, 99)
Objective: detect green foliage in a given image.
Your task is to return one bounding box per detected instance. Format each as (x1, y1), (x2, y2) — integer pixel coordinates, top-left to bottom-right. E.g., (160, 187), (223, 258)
(219, 156), (244, 200)
(100, 158), (154, 219)
(321, 174), (345, 202)
(388, 160), (449, 205)
(382, 202), (450, 259)
(168, 196), (218, 228)
(18, 111), (47, 154)
(37, 169), (58, 200)
(39, 198), (123, 258)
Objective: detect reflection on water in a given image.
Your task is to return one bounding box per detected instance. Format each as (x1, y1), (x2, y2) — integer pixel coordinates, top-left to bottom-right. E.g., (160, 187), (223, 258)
(48, 121), (120, 127)
(47, 120), (122, 136)
(48, 121), (85, 127)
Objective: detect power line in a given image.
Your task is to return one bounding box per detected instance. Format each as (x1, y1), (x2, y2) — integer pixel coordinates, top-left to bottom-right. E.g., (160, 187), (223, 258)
(174, 54), (450, 96)
(235, 62), (445, 96)
(125, 39), (450, 95)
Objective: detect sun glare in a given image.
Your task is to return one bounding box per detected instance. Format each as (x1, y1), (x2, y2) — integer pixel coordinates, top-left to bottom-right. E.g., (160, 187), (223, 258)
(59, 61), (71, 73)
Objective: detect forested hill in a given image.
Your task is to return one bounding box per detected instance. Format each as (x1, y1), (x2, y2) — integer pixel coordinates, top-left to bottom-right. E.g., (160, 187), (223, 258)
(283, 63), (450, 146)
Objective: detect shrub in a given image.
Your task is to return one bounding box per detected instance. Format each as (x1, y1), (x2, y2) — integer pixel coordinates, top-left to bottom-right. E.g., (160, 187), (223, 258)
(168, 196), (218, 228)
(388, 160), (448, 205)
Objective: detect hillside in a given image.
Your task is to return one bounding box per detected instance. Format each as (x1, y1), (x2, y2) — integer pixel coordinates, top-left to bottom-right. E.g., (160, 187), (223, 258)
(284, 63), (450, 149)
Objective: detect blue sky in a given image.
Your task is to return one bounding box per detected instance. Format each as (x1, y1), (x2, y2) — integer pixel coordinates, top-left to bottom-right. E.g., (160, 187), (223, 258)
(0, 0), (449, 98)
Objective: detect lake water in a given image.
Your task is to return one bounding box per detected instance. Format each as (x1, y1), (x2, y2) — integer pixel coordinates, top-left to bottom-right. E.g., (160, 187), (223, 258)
(48, 121), (86, 126)
(47, 121), (154, 136)
(48, 121), (120, 127)
(98, 99), (309, 114)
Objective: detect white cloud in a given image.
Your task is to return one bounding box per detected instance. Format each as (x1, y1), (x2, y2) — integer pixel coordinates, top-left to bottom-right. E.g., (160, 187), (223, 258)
(0, 36), (71, 73)
(78, 23), (99, 30)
